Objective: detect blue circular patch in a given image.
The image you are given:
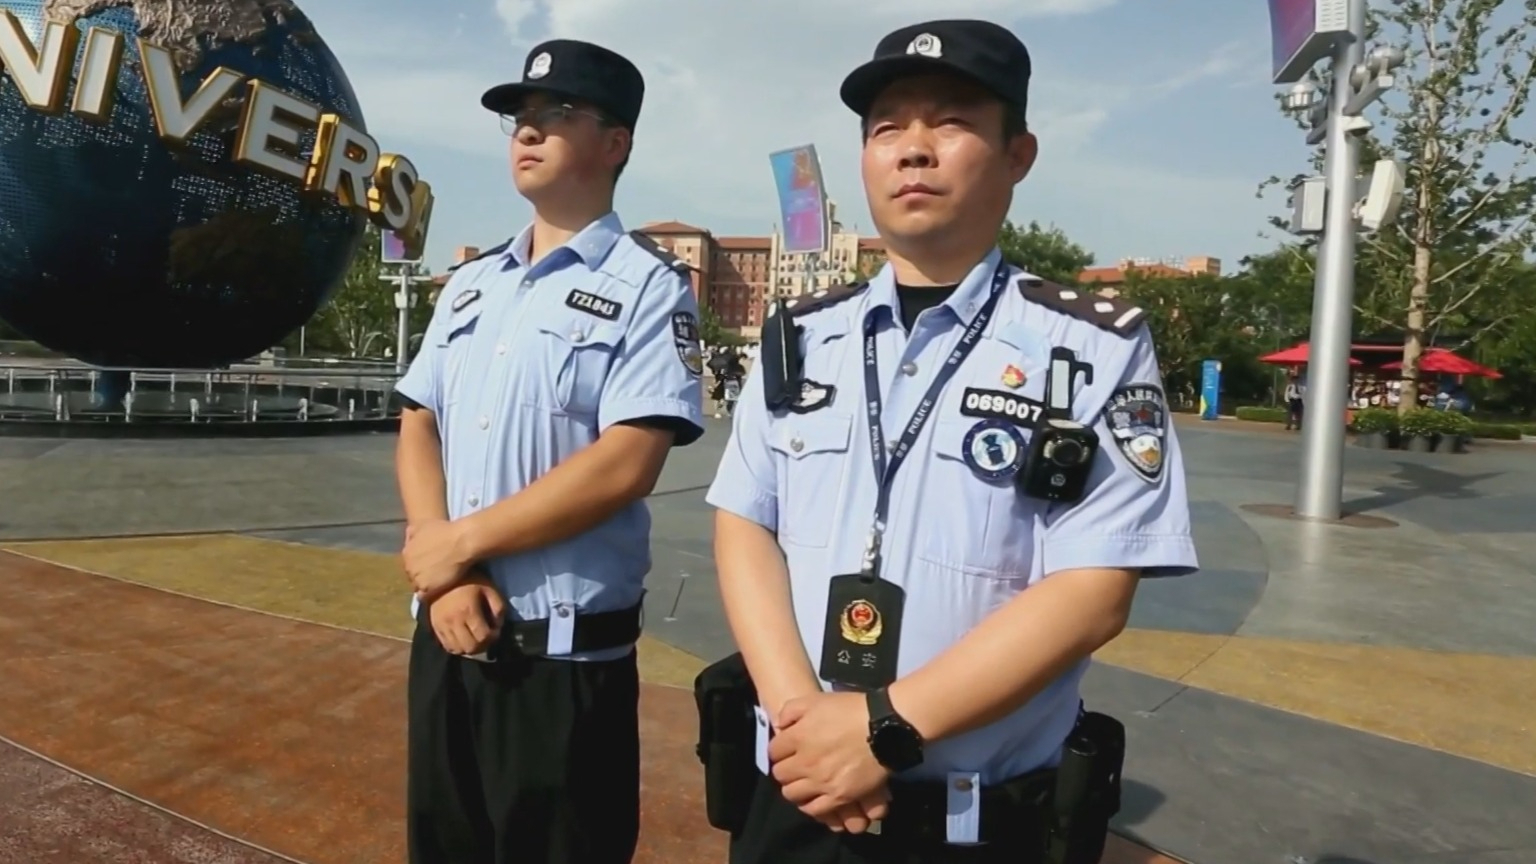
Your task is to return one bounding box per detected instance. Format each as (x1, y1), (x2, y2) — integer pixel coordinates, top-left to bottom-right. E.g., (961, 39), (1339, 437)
(961, 420), (1025, 482)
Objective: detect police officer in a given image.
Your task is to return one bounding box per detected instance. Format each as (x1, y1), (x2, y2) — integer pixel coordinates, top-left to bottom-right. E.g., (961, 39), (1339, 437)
(395, 38), (705, 864)
(705, 19), (1197, 864)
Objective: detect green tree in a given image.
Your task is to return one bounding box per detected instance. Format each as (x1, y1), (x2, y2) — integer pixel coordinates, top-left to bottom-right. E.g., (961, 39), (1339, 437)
(996, 220), (1094, 285)
(307, 225), (432, 358)
(1268, 0), (1536, 413)
(698, 305), (737, 347)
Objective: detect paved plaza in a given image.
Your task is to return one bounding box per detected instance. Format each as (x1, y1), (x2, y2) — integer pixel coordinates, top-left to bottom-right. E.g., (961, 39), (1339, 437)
(0, 418), (1533, 863)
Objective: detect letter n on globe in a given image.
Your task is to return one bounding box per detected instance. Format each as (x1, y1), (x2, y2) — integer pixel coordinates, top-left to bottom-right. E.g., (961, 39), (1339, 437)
(0, 11), (79, 114)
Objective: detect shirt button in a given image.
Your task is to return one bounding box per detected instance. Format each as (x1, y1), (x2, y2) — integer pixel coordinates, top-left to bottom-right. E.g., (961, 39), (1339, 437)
(789, 437), (804, 452)
(496, 343), (507, 355)
(467, 494), (480, 507)
(900, 362), (918, 376)
(569, 329), (585, 343)
(556, 605), (571, 618)
(954, 778), (973, 792)
(478, 415), (489, 430)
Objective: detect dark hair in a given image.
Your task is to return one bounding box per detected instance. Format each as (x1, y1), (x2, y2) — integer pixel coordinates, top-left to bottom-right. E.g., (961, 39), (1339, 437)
(859, 101), (1028, 144)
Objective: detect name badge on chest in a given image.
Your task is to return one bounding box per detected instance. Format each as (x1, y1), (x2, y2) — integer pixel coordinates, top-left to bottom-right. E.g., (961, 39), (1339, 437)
(564, 289), (622, 321)
(818, 574), (905, 690)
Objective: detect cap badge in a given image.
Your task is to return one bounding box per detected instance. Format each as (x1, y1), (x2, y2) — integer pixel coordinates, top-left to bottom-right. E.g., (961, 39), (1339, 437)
(906, 33), (942, 58)
(528, 52), (551, 79)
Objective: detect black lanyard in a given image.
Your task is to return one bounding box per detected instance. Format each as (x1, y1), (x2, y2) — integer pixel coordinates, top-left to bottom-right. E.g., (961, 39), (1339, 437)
(860, 260), (1011, 573)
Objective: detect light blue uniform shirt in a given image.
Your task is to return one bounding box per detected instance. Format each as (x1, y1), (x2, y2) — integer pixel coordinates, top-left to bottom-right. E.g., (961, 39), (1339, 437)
(707, 249), (1197, 783)
(398, 212), (705, 660)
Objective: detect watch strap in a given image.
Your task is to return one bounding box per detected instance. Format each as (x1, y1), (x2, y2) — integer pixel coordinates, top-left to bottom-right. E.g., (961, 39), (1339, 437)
(866, 687), (898, 725)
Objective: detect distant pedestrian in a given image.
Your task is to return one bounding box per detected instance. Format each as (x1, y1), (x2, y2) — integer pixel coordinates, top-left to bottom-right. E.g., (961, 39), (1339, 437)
(1285, 374), (1304, 430)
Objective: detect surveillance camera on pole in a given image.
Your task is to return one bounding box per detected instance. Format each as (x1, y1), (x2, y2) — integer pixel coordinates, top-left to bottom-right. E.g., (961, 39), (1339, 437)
(1268, 0), (1408, 521)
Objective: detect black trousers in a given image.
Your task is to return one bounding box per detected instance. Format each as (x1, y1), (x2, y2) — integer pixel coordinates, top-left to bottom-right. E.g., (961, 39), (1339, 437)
(729, 772), (1047, 864)
(406, 616), (641, 864)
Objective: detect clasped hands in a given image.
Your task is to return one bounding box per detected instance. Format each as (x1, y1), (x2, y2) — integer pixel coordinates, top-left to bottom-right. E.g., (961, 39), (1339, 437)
(402, 519), (505, 656)
(768, 691), (892, 835)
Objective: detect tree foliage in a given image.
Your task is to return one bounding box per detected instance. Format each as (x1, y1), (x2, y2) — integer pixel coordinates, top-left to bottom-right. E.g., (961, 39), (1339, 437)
(997, 220), (1095, 285)
(296, 225), (433, 358)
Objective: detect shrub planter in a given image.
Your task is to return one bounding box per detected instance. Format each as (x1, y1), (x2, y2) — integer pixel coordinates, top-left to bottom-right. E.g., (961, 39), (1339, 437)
(1404, 433), (1437, 452)
(1434, 434), (1467, 454)
(1354, 431), (1391, 449)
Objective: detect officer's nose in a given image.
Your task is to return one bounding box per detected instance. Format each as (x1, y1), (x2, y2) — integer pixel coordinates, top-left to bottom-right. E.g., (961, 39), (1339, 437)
(516, 125), (542, 146)
(897, 131), (937, 170)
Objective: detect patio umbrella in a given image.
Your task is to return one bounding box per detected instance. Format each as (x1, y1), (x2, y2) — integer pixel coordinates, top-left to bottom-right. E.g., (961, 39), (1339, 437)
(1381, 348), (1502, 379)
(1260, 342), (1361, 365)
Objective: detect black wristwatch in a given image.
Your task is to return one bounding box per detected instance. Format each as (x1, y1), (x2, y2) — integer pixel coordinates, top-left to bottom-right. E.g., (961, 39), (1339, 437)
(865, 687), (924, 772)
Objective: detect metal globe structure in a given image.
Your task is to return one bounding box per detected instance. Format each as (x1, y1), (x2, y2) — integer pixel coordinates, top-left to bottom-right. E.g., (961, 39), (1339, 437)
(0, 0), (366, 370)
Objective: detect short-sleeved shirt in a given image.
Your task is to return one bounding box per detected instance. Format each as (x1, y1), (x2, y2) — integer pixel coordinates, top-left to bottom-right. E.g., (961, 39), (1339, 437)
(398, 212), (705, 658)
(706, 248), (1197, 782)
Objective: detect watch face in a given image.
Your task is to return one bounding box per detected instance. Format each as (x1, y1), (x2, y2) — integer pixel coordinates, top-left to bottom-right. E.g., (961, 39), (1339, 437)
(871, 719), (923, 770)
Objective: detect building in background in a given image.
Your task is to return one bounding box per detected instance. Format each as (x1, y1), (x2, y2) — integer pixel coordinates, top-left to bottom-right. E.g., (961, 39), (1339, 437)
(1078, 256), (1221, 296)
(434, 227), (1218, 340)
(640, 205), (883, 339)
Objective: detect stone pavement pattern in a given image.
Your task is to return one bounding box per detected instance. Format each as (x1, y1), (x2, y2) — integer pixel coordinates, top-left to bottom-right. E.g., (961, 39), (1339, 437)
(0, 549), (1173, 864)
(2, 418), (1536, 862)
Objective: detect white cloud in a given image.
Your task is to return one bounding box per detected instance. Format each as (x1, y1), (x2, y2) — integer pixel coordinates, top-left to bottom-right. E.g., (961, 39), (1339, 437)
(310, 1), (1270, 264)
(483, 1), (1145, 226)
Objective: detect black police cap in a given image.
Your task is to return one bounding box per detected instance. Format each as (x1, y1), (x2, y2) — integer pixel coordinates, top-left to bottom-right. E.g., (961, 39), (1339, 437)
(840, 20), (1031, 121)
(481, 39), (645, 130)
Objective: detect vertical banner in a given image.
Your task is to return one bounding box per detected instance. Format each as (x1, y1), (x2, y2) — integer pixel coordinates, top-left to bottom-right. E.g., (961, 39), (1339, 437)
(768, 145), (829, 254)
(380, 229), (419, 265)
(1200, 359), (1222, 420)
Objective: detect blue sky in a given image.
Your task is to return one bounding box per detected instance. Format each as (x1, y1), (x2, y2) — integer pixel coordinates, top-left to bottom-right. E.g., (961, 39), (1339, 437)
(302, 0), (1309, 274)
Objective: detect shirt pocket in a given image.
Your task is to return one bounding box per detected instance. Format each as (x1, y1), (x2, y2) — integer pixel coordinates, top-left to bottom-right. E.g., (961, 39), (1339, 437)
(767, 411), (854, 549)
(436, 309), (482, 408)
(531, 314), (626, 415)
(920, 418), (1037, 579)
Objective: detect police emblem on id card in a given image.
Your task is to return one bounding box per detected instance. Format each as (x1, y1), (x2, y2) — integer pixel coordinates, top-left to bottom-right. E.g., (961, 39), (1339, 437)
(818, 574), (904, 690)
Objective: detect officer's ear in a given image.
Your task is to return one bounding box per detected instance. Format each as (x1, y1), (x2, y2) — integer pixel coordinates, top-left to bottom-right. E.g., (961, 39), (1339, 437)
(603, 124), (633, 172)
(1002, 108), (1037, 185)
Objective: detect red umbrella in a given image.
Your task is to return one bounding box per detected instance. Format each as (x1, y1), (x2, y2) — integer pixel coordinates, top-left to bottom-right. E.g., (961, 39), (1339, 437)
(1260, 342), (1361, 366)
(1381, 348), (1502, 379)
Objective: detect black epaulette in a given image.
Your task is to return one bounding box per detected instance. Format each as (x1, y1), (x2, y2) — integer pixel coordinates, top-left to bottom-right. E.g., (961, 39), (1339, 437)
(446, 239), (511, 273)
(783, 282), (868, 317)
(1018, 278), (1147, 336)
(628, 230), (693, 274)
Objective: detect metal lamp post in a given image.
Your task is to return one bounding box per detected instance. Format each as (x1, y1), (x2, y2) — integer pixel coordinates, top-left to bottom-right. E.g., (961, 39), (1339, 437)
(1278, 0), (1406, 520)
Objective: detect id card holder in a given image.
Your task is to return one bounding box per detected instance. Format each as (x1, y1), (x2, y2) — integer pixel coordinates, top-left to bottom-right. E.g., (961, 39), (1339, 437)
(818, 574), (904, 690)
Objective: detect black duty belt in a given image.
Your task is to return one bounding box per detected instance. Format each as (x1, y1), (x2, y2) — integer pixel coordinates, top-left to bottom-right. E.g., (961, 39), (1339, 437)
(499, 602), (643, 656)
(880, 766), (1054, 846)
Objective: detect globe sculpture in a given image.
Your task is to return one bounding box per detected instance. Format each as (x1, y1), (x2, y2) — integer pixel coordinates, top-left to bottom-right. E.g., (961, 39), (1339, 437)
(0, 0), (366, 369)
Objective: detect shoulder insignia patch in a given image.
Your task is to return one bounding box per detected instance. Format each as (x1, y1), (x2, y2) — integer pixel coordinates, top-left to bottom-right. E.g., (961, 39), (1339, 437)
(1017, 278), (1147, 336)
(446, 239), (512, 273)
(628, 230), (693, 274)
(784, 282), (868, 317)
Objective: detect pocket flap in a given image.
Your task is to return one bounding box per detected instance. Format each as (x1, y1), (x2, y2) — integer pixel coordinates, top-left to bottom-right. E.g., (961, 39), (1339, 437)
(769, 412), (853, 459)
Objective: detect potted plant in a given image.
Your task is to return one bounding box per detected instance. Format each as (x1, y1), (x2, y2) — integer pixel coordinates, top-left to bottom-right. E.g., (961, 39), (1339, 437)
(1435, 410), (1473, 453)
(1399, 407), (1440, 452)
(1351, 407), (1398, 449)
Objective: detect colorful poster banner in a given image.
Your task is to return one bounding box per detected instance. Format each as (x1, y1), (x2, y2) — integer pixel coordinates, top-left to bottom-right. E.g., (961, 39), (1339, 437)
(768, 144), (829, 254)
(380, 229), (418, 264)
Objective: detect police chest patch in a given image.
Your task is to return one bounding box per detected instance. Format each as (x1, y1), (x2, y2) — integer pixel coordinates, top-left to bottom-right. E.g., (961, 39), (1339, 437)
(672, 312), (702, 376)
(451, 288), (481, 312)
(958, 388), (1046, 426)
(1102, 383), (1167, 481)
(789, 380), (835, 413)
(565, 289), (621, 320)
